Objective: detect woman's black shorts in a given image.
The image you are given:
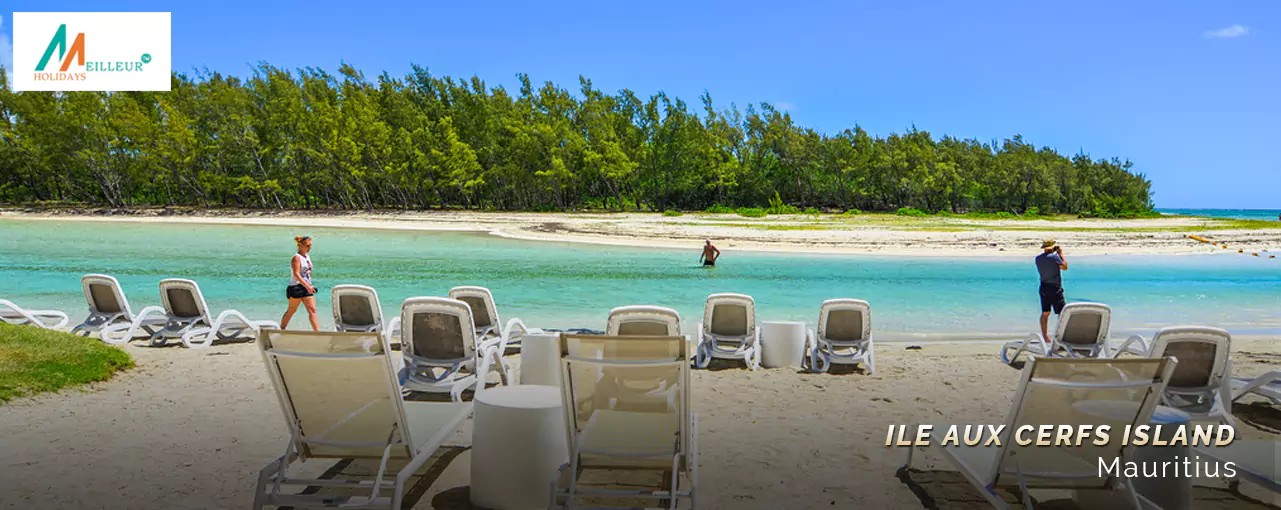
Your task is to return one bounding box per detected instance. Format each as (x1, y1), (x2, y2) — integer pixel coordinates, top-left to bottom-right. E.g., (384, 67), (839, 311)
(286, 284), (314, 299)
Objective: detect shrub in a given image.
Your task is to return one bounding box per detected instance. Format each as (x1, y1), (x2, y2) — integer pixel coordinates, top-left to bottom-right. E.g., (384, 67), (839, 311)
(1024, 206), (1041, 217)
(662, 210), (683, 217)
(842, 208), (862, 215)
(704, 205), (734, 214)
(765, 191), (800, 214)
(736, 207), (768, 218)
(895, 207), (929, 217)
(803, 207), (821, 217)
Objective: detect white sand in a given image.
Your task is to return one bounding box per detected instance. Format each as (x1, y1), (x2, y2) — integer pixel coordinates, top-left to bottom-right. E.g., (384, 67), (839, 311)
(2, 337), (1277, 509)
(4, 209), (1280, 257)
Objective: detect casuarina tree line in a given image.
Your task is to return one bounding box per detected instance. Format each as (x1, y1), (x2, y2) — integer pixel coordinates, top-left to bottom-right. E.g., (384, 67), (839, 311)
(0, 65), (1154, 217)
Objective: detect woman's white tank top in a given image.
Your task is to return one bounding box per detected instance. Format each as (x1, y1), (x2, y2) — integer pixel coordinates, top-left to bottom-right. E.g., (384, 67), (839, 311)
(289, 253), (313, 286)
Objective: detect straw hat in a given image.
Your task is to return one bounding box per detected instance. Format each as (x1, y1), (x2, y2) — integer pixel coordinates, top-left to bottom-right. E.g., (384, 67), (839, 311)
(1042, 238), (1058, 250)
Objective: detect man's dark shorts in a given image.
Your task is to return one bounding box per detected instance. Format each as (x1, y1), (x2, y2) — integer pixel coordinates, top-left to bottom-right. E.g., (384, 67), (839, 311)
(1039, 284), (1065, 314)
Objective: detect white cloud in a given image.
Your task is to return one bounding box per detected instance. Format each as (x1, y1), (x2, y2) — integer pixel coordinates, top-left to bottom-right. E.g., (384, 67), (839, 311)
(0, 14), (13, 86)
(1204, 24), (1249, 39)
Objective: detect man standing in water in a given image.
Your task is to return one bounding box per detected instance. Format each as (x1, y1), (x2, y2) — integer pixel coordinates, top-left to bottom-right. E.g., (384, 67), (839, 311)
(700, 240), (721, 267)
(1036, 239), (1068, 342)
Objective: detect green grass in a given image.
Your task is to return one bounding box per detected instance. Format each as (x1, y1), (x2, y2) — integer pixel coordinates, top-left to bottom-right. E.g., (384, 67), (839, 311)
(0, 323), (134, 402)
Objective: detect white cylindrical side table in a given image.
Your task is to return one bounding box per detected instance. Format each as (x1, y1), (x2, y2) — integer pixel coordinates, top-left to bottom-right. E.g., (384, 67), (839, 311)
(519, 333), (561, 387)
(760, 320), (807, 368)
(471, 385), (568, 510)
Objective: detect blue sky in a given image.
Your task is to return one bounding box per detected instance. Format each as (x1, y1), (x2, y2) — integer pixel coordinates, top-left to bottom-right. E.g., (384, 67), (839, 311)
(3, 1), (1277, 208)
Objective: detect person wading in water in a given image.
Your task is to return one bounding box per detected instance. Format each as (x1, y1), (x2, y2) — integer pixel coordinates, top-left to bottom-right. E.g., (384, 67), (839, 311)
(700, 240), (721, 267)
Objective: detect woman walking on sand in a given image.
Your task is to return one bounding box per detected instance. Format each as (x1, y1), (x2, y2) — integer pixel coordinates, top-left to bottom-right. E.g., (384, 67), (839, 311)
(281, 235), (319, 331)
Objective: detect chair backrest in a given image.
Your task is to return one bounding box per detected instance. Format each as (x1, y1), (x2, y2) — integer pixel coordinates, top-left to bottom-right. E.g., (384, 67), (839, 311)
(1055, 302), (1111, 349)
(606, 305), (682, 336)
(401, 297), (476, 362)
(257, 330), (416, 460)
(158, 278), (211, 322)
(448, 286), (500, 331)
(818, 299), (871, 342)
(1148, 326), (1231, 391)
(702, 293), (755, 338)
(558, 334), (690, 462)
(331, 284), (383, 331)
(983, 357), (1177, 491)
(82, 274), (132, 319)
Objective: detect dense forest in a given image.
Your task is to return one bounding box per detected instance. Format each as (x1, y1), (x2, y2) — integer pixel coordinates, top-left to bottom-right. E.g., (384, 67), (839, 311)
(0, 65), (1154, 216)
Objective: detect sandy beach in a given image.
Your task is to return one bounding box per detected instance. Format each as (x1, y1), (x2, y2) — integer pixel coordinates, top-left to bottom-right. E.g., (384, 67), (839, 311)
(1, 337), (1278, 510)
(5, 209), (1280, 257)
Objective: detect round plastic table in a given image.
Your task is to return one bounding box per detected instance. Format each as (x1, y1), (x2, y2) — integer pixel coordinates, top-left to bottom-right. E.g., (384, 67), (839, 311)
(470, 384), (568, 510)
(759, 320), (807, 368)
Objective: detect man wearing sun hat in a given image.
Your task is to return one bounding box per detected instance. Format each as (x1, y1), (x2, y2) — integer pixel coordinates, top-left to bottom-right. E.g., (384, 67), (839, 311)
(1035, 238), (1069, 342)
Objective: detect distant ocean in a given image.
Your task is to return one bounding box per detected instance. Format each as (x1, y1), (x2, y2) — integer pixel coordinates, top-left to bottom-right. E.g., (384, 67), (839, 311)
(1158, 208), (1281, 221)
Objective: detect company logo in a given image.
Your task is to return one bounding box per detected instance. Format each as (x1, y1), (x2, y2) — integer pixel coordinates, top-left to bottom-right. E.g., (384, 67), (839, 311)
(32, 23), (152, 83)
(13, 12), (171, 92)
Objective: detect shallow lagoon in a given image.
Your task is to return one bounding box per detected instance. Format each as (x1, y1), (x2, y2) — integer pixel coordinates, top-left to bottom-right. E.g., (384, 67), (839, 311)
(2, 219), (1278, 339)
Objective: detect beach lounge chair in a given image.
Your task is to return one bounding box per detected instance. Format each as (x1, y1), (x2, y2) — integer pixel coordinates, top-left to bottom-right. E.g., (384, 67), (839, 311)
(1194, 440), (1281, 495)
(694, 293), (761, 370)
(447, 286), (538, 350)
(1137, 326), (1236, 427)
(332, 284), (386, 334)
(100, 278), (279, 348)
(399, 297), (510, 401)
(606, 305), (682, 336)
(0, 299), (70, 330)
(806, 298), (876, 374)
(551, 334), (697, 509)
(253, 329), (481, 510)
(904, 356), (1178, 510)
(1232, 371), (1281, 404)
(70, 274), (153, 337)
(1000, 302), (1113, 364)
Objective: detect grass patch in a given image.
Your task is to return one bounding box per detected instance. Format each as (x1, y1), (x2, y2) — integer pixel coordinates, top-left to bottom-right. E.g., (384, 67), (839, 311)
(0, 323), (134, 402)
(736, 207), (767, 218)
(661, 210), (683, 217)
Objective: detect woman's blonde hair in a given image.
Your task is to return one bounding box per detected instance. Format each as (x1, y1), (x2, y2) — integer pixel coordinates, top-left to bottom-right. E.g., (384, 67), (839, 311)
(294, 235), (311, 245)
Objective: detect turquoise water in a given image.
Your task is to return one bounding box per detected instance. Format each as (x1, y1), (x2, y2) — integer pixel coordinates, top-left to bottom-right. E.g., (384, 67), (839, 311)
(1158, 208), (1281, 221)
(1, 219), (1278, 339)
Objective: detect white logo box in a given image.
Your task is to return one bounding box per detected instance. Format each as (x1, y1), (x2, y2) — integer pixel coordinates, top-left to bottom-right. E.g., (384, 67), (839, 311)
(12, 12), (171, 92)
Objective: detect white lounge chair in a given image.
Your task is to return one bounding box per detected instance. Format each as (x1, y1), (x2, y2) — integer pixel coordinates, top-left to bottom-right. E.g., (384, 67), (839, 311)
(253, 329), (481, 510)
(605, 306), (687, 410)
(1001, 302), (1113, 364)
(332, 284), (385, 335)
(606, 305), (682, 336)
(447, 286), (538, 350)
(70, 274), (158, 338)
(807, 298), (876, 374)
(1194, 440), (1281, 495)
(905, 356), (1178, 509)
(399, 297), (509, 401)
(694, 293), (761, 370)
(1135, 326), (1236, 427)
(1232, 370), (1281, 404)
(0, 299), (70, 330)
(100, 278), (279, 348)
(551, 334), (697, 509)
